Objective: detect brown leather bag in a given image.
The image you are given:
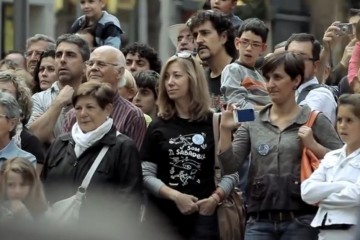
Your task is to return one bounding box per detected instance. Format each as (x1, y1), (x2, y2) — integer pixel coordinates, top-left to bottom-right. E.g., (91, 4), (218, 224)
(213, 113), (246, 240)
(300, 111), (320, 182)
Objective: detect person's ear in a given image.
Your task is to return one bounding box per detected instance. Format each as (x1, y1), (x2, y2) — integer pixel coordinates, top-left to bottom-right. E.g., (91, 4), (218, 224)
(105, 103), (113, 115)
(220, 31), (228, 45)
(261, 43), (268, 55)
(313, 60), (320, 74)
(294, 74), (302, 88)
(8, 118), (18, 133)
(234, 37), (241, 50)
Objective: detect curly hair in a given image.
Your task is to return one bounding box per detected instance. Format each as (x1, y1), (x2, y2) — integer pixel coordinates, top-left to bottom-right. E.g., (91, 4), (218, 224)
(0, 71), (33, 125)
(122, 42), (162, 74)
(187, 10), (237, 59)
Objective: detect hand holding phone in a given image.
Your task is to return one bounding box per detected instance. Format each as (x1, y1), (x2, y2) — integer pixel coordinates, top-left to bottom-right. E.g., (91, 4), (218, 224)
(233, 108), (255, 123)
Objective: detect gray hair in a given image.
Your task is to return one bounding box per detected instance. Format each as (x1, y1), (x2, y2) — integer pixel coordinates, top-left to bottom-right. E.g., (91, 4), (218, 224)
(0, 92), (20, 138)
(26, 34), (55, 50)
(56, 34), (90, 61)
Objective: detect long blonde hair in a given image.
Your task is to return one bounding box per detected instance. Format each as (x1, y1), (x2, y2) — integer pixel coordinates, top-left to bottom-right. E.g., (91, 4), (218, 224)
(157, 55), (211, 121)
(0, 158), (48, 216)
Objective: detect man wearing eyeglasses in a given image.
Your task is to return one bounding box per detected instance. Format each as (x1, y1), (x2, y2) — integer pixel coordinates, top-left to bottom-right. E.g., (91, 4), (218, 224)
(220, 18), (270, 111)
(62, 45), (146, 149)
(24, 34), (56, 76)
(286, 33), (337, 125)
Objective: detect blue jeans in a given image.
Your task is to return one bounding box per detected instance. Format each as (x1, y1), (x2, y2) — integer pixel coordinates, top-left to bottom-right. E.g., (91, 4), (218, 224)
(245, 215), (318, 240)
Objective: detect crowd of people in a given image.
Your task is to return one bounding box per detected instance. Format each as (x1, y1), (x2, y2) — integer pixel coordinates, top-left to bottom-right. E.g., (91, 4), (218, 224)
(1, 0), (360, 239)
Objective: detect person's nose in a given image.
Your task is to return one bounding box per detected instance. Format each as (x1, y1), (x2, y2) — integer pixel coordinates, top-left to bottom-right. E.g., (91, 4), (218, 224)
(133, 93), (140, 103)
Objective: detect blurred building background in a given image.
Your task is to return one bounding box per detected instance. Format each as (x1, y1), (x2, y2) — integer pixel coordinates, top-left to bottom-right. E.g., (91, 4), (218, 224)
(0, 0), (360, 61)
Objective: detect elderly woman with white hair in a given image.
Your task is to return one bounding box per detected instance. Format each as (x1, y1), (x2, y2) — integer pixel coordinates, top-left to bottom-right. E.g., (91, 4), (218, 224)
(0, 91), (36, 167)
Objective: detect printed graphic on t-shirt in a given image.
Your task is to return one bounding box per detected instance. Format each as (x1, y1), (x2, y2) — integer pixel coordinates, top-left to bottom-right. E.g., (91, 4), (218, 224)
(168, 133), (207, 187)
(242, 76), (268, 96)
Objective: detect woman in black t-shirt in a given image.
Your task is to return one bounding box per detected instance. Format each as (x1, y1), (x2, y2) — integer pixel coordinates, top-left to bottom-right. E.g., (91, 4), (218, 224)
(141, 52), (239, 240)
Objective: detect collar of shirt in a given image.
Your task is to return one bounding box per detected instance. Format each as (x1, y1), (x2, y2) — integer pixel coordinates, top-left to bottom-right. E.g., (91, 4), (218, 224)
(297, 77), (319, 94)
(258, 103), (311, 126)
(0, 140), (19, 158)
(50, 81), (61, 94)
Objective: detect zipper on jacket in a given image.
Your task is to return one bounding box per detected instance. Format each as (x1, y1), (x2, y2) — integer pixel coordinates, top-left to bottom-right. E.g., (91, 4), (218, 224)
(73, 161), (78, 167)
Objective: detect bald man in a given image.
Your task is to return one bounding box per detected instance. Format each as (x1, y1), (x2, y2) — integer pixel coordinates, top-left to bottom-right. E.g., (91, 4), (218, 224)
(63, 46), (147, 149)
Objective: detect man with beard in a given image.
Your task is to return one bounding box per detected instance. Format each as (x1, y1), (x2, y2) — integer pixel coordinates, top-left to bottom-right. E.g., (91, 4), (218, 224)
(187, 10), (237, 112)
(25, 34), (55, 76)
(28, 34), (90, 146)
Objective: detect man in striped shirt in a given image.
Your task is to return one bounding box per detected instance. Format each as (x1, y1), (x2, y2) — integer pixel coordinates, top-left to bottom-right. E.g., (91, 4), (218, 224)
(62, 45), (146, 149)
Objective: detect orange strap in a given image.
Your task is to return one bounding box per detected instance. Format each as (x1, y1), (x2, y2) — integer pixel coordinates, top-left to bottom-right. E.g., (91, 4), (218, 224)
(305, 111), (320, 128)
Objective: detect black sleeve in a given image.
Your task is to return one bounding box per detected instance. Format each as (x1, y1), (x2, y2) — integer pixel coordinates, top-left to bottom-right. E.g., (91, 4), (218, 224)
(115, 136), (143, 196)
(140, 121), (159, 164)
(20, 130), (45, 164)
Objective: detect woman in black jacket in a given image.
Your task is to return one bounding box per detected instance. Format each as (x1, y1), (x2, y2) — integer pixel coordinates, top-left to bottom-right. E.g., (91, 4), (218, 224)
(41, 81), (142, 228)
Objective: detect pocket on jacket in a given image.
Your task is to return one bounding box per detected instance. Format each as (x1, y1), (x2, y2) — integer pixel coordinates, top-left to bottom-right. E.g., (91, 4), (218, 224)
(250, 176), (266, 200)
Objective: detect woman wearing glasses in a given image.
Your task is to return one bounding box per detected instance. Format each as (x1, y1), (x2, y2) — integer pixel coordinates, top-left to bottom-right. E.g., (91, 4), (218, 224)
(141, 52), (239, 239)
(218, 52), (343, 240)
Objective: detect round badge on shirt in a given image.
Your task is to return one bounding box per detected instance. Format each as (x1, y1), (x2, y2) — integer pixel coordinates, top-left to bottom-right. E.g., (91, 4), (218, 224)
(257, 144), (270, 156)
(192, 134), (204, 145)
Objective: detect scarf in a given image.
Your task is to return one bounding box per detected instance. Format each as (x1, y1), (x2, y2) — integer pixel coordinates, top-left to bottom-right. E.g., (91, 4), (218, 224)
(71, 118), (113, 157)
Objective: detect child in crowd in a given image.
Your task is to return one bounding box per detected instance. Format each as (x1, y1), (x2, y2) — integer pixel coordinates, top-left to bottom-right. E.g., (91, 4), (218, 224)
(302, 94), (360, 240)
(0, 157), (47, 222)
(70, 0), (123, 48)
(118, 69), (137, 101)
(132, 70), (159, 124)
(220, 18), (270, 110)
(207, 0), (243, 28)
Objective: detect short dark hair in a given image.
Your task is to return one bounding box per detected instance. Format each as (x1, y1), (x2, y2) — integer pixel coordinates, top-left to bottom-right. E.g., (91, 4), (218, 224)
(261, 51), (305, 87)
(337, 94), (360, 119)
(122, 42), (162, 74)
(72, 81), (115, 109)
(187, 10), (237, 59)
(237, 18), (268, 42)
(56, 34), (90, 61)
(349, 8), (360, 18)
(285, 33), (321, 61)
(133, 70), (159, 99)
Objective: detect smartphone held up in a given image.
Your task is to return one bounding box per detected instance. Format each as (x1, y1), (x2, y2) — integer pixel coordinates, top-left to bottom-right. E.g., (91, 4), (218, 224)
(233, 108), (255, 123)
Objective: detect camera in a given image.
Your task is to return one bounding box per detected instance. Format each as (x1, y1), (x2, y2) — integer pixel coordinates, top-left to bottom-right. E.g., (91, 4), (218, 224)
(335, 23), (353, 35)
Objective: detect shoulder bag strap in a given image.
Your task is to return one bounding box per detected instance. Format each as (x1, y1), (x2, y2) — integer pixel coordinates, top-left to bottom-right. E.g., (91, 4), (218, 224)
(213, 112), (222, 185)
(80, 145), (110, 190)
(305, 110), (320, 128)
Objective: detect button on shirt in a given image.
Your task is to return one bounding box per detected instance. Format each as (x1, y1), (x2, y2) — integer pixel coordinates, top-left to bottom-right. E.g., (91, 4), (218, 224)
(296, 77), (337, 125)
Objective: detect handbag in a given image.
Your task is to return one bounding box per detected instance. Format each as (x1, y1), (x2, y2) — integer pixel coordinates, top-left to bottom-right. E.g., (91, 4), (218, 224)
(45, 145), (110, 225)
(300, 111), (320, 182)
(212, 113), (246, 240)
